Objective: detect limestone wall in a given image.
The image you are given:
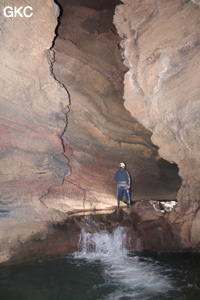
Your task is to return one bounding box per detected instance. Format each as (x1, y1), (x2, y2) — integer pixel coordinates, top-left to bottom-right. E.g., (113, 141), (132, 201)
(42, 0), (181, 213)
(0, 0), (69, 212)
(0, 0), (199, 263)
(0, 0), (69, 263)
(114, 0), (200, 248)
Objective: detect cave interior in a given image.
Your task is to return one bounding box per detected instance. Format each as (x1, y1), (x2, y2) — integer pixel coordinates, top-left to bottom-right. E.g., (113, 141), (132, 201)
(52, 0), (182, 203)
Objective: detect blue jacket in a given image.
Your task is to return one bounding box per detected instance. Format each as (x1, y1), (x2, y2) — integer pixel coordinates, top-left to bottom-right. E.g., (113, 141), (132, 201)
(114, 169), (130, 187)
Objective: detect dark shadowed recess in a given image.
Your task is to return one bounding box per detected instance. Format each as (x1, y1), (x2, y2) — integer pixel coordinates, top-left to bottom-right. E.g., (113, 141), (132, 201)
(54, 0), (122, 35)
(58, 0), (122, 10)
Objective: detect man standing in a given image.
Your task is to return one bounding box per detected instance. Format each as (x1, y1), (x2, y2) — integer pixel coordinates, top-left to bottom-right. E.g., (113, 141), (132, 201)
(114, 162), (131, 208)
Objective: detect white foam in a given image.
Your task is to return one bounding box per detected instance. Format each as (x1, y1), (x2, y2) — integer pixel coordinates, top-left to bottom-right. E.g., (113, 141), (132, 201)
(73, 225), (173, 299)
(74, 226), (127, 260)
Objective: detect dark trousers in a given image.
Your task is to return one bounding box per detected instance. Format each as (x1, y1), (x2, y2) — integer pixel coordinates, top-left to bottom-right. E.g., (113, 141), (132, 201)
(117, 187), (130, 207)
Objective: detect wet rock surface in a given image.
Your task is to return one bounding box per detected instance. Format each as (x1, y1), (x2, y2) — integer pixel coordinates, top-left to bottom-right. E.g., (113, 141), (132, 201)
(5, 202), (189, 265)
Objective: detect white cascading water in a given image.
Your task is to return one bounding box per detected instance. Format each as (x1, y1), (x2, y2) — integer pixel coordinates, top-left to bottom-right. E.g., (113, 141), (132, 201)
(73, 224), (173, 299)
(75, 226), (127, 260)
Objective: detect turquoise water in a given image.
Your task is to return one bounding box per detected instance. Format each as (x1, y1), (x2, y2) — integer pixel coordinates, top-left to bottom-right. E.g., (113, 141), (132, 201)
(0, 227), (200, 300)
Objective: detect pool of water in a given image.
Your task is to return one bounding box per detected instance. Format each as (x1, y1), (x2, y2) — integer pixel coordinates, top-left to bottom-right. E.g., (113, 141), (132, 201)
(0, 227), (200, 300)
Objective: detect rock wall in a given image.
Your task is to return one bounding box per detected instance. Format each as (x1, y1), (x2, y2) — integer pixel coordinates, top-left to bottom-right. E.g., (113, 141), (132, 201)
(114, 0), (200, 248)
(0, 0), (69, 263)
(42, 0), (181, 213)
(1, 0), (198, 263)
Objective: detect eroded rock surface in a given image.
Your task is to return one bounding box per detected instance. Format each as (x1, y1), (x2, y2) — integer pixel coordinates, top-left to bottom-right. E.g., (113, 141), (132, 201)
(42, 0), (181, 213)
(0, 0), (70, 211)
(0, 0), (198, 264)
(0, 0), (69, 263)
(114, 0), (200, 248)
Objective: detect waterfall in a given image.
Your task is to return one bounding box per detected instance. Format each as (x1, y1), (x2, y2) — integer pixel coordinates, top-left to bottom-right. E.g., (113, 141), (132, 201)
(74, 226), (127, 261)
(73, 223), (173, 299)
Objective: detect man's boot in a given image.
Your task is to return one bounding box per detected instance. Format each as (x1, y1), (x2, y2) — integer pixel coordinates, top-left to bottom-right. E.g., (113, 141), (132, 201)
(127, 200), (131, 208)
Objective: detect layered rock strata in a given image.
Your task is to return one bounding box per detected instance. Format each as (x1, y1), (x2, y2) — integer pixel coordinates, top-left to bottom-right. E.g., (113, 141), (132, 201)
(42, 0), (181, 213)
(114, 0), (200, 248)
(0, 0), (69, 263)
(0, 0), (194, 264)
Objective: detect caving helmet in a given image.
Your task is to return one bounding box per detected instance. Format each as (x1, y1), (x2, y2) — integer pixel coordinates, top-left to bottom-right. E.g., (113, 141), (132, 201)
(119, 162), (125, 167)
